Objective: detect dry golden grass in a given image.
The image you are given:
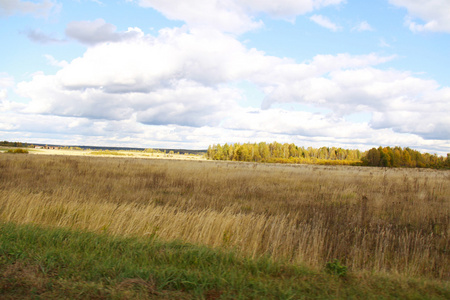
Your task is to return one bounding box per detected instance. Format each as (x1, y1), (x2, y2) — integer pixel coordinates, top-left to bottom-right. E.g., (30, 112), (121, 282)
(28, 148), (205, 161)
(0, 153), (448, 279)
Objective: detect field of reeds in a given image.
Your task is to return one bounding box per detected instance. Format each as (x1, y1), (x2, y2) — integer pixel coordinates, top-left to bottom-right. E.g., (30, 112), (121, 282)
(0, 152), (449, 281)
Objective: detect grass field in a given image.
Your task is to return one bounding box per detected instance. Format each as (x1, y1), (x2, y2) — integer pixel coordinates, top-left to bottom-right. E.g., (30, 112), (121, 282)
(25, 148), (205, 161)
(0, 151), (449, 298)
(1, 222), (448, 299)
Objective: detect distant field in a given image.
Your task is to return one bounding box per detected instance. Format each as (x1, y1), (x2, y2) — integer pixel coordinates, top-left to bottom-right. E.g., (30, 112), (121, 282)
(24, 147), (206, 161)
(1, 152), (448, 282)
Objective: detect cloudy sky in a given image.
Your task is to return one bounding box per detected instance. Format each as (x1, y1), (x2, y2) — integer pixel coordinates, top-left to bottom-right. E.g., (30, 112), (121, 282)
(1, 0), (449, 154)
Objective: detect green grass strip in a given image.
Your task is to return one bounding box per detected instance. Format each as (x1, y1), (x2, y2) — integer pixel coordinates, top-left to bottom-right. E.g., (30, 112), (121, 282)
(0, 222), (448, 299)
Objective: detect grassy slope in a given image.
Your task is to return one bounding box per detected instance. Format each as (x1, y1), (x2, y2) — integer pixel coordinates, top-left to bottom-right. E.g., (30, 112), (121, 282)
(1, 222), (448, 299)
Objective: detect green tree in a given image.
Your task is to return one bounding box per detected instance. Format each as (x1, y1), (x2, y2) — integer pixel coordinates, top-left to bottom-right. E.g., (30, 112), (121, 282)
(364, 148), (380, 166)
(380, 147), (392, 167)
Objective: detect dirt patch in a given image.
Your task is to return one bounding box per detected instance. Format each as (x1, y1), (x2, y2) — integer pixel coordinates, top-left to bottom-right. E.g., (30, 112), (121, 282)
(117, 278), (159, 295)
(0, 262), (48, 295)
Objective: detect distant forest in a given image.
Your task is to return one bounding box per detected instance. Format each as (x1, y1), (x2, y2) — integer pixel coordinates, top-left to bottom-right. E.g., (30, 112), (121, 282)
(0, 141), (32, 148)
(0, 141), (204, 155)
(207, 142), (450, 169)
(2, 140), (449, 168)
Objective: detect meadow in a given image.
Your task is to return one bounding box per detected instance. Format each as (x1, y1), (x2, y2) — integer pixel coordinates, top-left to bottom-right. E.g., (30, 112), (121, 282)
(0, 152), (449, 298)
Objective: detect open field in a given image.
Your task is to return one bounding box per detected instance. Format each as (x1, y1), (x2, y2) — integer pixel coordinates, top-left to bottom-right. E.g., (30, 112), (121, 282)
(0, 146), (205, 160)
(22, 148), (206, 161)
(1, 152), (448, 282)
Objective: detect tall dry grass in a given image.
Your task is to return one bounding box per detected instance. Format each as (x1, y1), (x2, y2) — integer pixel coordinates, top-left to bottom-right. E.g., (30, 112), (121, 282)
(0, 153), (448, 279)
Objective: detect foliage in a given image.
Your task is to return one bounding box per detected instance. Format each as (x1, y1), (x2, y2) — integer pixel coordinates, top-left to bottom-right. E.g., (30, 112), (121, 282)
(207, 142), (363, 165)
(6, 148), (29, 154)
(143, 148), (164, 154)
(325, 259), (348, 277)
(207, 142), (449, 169)
(0, 141), (32, 148)
(361, 146), (449, 169)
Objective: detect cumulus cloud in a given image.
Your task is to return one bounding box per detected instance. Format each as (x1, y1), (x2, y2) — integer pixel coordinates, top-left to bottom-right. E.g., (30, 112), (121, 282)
(262, 66), (450, 139)
(135, 80), (240, 127)
(309, 14), (341, 31)
(17, 30), (243, 126)
(0, 74), (16, 111)
(242, 0), (345, 17)
(7, 23), (449, 154)
(135, 0), (345, 33)
(56, 27), (278, 91)
(0, 73), (14, 88)
(65, 19), (144, 45)
(0, 90), (7, 101)
(3, 106), (448, 154)
(135, 0), (262, 34)
(44, 54), (68, 68)
(389, 0), (450, 33)
(0, 75), (12, 102)
(0, 0), (59, 18)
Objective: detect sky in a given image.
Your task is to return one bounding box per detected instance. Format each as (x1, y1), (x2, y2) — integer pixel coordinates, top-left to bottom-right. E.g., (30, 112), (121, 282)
(0, 0), (449, 154)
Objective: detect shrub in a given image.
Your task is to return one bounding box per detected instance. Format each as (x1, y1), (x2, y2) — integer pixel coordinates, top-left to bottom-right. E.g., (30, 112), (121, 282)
(6, 148), (29, 154)
(325, 259), (347, 277)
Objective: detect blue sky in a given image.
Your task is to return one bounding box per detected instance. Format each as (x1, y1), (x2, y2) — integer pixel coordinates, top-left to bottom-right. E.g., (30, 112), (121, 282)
(0, 0), (449, 154)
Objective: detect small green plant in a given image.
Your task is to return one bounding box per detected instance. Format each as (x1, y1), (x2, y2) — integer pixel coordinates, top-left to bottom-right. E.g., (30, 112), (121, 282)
(7, 148), (29, 154)
(222, 229), (233, 246)
(325, 259), (347, 277)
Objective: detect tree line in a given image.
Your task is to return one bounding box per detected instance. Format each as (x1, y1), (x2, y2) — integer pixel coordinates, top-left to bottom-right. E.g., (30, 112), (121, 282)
(207, 142), (363, 165)
(0, 141), (32, 148)
(206, 142), (450, 168)
(362, 146), (449, 168)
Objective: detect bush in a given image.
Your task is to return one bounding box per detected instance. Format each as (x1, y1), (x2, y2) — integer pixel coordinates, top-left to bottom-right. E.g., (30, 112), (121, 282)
(6, 148), (29, 154)
(325, 259), (347, 277)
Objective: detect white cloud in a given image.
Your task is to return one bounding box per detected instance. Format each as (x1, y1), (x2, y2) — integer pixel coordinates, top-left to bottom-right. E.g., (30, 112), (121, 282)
(55, 27), (279, 90)
(0, 73), (14, 88)
(66, 19), (144, 45)
(44, 55), (68, 68)
(17, 30), (243, 126)
(0, 73), (21, 111)
(135, 0), (345, 33)
(241, 0), (345, 18)
(3, 106), (449, 154)
(0, 73), (13, 105)
(389, 0), (450, 33)
(262, 66), (450, 139)
(135, 80), (240, 127)
(0, 0), (59, 18)
(309, 14), (341, 31)
(136, 0), (262, 34)
(5, 23), (448, 154)
(0, 90), (7, 101)
(352, 21), (374, 32)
